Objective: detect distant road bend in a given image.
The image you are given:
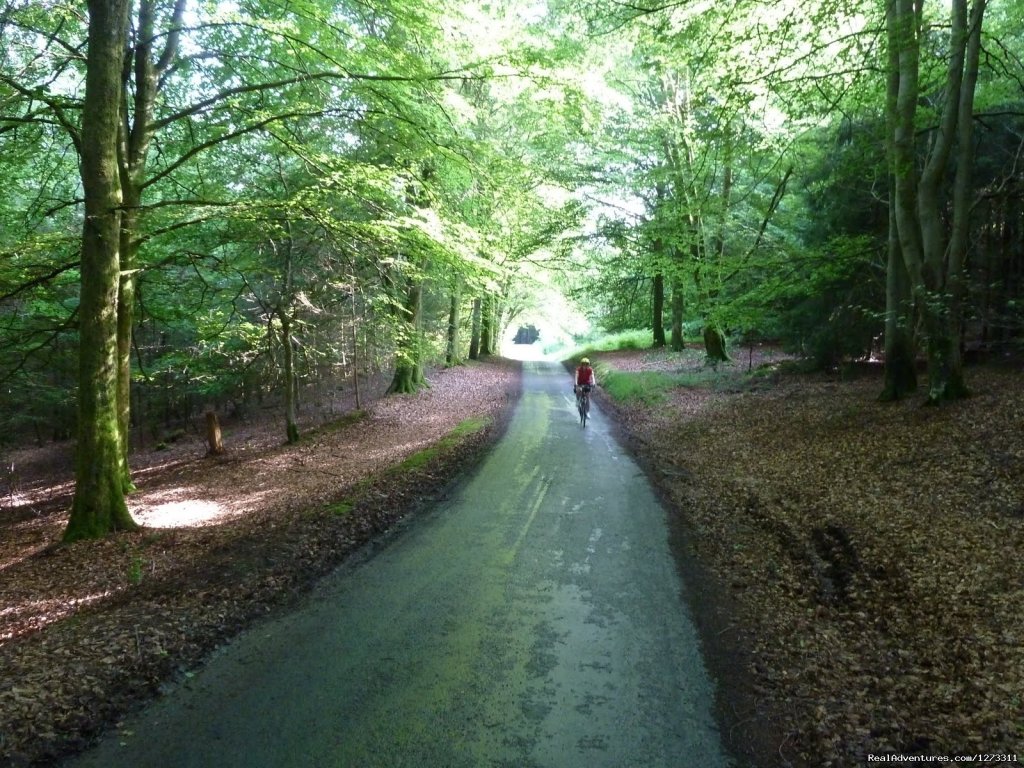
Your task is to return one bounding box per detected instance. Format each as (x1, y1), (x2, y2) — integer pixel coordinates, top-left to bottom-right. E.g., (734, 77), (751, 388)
(68, 354), (731, 768)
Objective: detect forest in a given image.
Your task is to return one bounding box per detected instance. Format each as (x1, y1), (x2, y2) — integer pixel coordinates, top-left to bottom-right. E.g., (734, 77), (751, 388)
(1, 0), (1024, 762)
(1, 0), (1022, 539)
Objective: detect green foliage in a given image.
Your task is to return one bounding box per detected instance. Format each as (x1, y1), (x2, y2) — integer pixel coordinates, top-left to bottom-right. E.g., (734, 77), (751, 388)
(596, 357), (742, 404)
(724, 236), (884, 367)
(1, 0), (568, 452)
(1, 0), (1022, 463)
(327, 501), (354, 518)
(569, 329), (653, 360)
(599, 369), (678, 405)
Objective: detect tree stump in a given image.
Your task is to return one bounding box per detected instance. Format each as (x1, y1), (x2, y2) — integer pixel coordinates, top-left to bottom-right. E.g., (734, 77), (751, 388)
(703, 325), (730, 364)
(205, 411), (224, 455)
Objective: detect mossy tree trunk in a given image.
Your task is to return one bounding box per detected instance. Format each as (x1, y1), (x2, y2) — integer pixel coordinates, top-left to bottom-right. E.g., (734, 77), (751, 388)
(446, 281), (461, 367)
(485, 290), (505, 356)
(888, 0), (983, 404)
(881, 87), (918, 402)
(389, 279), (425, 394)
(479, 294), (494, 357)
(66, 0), (139, 542)
(115, 0), (186, 491)
(881, 250), (918, 401)
(116, 227), (137, 491)
(703, 325), (729, 364)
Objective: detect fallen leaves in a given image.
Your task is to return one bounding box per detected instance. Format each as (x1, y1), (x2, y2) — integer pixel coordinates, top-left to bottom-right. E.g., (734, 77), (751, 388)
(603, 349), (1024, 766)
(0, 358), (520, 766)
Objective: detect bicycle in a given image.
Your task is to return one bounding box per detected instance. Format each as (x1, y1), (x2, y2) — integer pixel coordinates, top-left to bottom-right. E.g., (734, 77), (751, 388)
(575, 385), (591, 427)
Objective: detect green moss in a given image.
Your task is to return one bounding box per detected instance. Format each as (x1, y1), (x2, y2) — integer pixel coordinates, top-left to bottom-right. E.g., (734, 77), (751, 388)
(393, 417), (491, 473)
(327, 500), (354, 518)
(398, 447), (439, 471)
(321, 416), (494, 521)
(448, 416), (490, 438)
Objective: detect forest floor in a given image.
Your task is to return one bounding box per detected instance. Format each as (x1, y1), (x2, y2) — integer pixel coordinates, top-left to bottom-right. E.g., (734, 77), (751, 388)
(2, 349), (1022, 767)
(595, 346), (1024, 766)
(0, 357), (521, 767)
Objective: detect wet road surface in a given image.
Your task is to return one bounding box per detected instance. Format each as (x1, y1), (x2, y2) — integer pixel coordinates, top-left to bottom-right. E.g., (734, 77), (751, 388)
(66, 359), (731, 768)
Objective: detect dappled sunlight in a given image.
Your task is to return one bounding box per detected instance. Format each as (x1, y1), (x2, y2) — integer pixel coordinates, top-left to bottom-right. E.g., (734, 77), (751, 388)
(2, 491), (32, 509)
(0, 590), (113, 643)
(131, 486), (270, 529)
(1, 478), (74, 511)
(133, 498), (233, 528)
(0, 540), (56, 573)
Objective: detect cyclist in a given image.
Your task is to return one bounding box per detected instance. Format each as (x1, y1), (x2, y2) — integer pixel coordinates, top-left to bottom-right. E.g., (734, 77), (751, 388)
(574, 357), (596, 397)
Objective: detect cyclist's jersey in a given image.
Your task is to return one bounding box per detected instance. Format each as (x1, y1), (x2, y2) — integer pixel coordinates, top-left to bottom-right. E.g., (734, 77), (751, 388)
(575, 365), (595, 387)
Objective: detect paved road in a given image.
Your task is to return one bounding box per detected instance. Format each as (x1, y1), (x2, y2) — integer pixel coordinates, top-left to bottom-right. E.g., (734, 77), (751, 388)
(67, 359), (731, 768)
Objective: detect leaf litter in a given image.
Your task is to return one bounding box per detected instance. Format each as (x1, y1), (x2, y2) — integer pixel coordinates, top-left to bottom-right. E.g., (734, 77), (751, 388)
(0, 358), (520, 766)
(598, 347), (1024, 766)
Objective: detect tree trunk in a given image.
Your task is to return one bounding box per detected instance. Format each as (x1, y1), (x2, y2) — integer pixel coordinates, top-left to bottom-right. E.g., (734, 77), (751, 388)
(66, 0), (139, 541)
(492, 287), (507, 352)
(881, 220), (918, 400)
(469, 297), (482, 360)
(350, 279), (362, 410)
(389, 279), (425, 394)
(890, 0), (983, 404)
(279, 223), (300, 443)
(881, 14), (918, 402)
(116, 247), (136, 491)
(446, 284), (461, 367)
(670, 277), (684, 352)
(479, 294), (494, 357)
(111, 0), (186, 491)
(652, 272), (666, 348)
(281, 311), (299, 443)
(205, 411), (224, 455)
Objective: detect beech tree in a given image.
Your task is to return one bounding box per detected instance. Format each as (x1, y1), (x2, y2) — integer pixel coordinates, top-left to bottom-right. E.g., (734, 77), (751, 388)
(888, 0), (987, 403)
(67, 0), (138, 540)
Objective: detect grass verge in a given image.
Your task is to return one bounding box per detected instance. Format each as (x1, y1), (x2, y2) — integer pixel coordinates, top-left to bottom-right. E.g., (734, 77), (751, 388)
(394, 416), (492, 472)
(325, 416), (494, 513)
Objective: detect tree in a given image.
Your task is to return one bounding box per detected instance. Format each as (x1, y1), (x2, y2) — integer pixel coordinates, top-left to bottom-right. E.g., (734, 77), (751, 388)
(2, 0), (493, 535)
(889, 0), (987, 403)
(881, 3), (918, 401)
(66, 0), (139, 541)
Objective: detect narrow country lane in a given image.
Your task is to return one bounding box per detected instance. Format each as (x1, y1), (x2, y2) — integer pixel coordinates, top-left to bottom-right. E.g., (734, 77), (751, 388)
(66, 358), (731, 768)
